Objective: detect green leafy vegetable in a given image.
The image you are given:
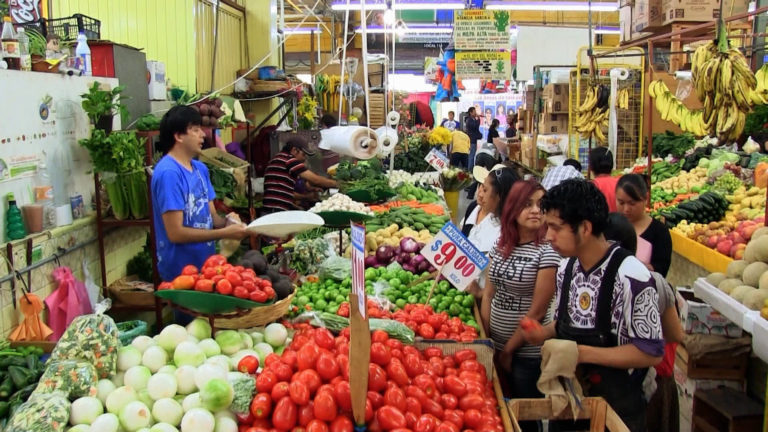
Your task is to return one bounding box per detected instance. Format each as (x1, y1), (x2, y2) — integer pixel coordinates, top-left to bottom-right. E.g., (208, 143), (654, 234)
(127, 234), (153, 283)
(651, 131), (695, 159)
(80, 81), (130, 126)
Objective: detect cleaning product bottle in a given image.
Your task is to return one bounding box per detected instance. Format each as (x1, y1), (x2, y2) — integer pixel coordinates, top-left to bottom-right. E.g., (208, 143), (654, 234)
(34, 163), (55, 230)
(16, 27), (30, 71)
(6, 193), (26, 241)
(74, 32), (91, 76)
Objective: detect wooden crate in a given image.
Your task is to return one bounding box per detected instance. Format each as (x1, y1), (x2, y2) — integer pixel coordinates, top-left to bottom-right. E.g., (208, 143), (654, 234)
(676, 345), (748, 381)
(692, 387), (763, 432)
(508, 397), (629, 432)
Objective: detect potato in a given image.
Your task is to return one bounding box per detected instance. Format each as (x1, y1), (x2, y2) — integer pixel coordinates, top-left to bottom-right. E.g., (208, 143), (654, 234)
(727, 260), (749, 279)
(718, 278), (744, 294)
(744, 262), (768, 287)
(706, 272), (728, 287)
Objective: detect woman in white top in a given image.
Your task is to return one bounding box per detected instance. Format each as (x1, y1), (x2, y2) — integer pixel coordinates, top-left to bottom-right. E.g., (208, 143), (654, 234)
(460, 166), (519, 298)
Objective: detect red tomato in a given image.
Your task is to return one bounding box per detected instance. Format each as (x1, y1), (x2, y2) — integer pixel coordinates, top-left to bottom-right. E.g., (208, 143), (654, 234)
(238, 355), (259, 374)
(298, 343), (320, 371)
(405, 412), (419, 429)
(414, 414), (439, 432)
(405, 386), (428, 405)
(298, 402), (315, 426)
(440, 394), (458, 410)
(414, 375), (437, 399)
(273, 361), (293, 382)
(463, 409), (482, 429)
(443, 376), (467, 398)
(302, 369), (322, 395)
(234, 286), (250, 298)
(282, 350), (298, 370)
(271, 381), (291, 401)
(453, 349), (476, 363)
(442, 357), (456, 369)
(368, 390), (384, 409)
(250, 290), (269, 303)
(428, 357), (445, 376)
(376, 406), (407, 430)
(402, 346), (420, 358)
(158, 281), (173, 290)
(181, 265), (199, 275)
(372, 330), (390, 343)
(365, 398), (374, 422)
(236, 411), (254, 425)
(256, 370), (278, 394)
(250, 393), (272, 419)
(368, 363), (388, 392)
(443, 410), (463, 429)
(464, 381), (485, 396)
(459, 360), (483, 374)
(435, 377), (445, 394)
(264, 285), (276, 299)
(333, 380), (352, 412)
(459, 371), (485, 385)
(242, 280), (257, 292)
(423, 347), (443, 358)
(370, 342), (391, 366)
(204, 254), (227, 268)
(387, 359), (409, 387)
(421, 398), (444, 420)
(404, 355), (424, 378)
(316, 353), (340, 382)
(386, 338), (403, 351)
(459, 394), (484, 411)
(290, 381), (311, 406)
(313, 391), (337, 422)
(330, 416), (354, 432)
(225, 270), (243, 287)
(194, 279), (214, 292)
(201, 267), (217, 279)
(314, 329), (336, 350)
(264, 353), (282, 368)
(273, 397), (298, 431)
(337, 355), (350, 381)
(216, 278), (233, 295)
(384, 387), (407, 413)
(435, 421), (459, 432)
(306, 419), (329, 432)
(405, 397), (422, 416)
(419, 323), (436, 339)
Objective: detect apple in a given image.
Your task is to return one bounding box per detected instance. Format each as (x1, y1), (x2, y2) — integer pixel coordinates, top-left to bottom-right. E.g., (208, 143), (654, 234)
(732, 243), (747, 259)
(717, 239), (733, 256)
(707, 236), (719, 249)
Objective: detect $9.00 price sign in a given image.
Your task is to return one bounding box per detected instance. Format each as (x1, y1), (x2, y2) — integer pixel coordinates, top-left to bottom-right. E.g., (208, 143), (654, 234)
(424, 148), (449, 171)
(419, 222), (488, 291)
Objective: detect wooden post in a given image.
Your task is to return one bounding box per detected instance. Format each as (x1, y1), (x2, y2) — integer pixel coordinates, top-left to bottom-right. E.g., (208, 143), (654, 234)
(348, 224), (370, 428)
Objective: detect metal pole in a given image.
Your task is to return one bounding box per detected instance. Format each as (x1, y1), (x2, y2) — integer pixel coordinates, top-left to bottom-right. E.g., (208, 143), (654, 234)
(0, 237), (98, 286)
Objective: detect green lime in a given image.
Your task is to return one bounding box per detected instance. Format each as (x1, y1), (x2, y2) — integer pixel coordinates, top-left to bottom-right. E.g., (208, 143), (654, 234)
(315, 299), (328, 310)
(335, 294), (346, 303)
(298, 295), (310, 306)
(396, 299), (407, 308)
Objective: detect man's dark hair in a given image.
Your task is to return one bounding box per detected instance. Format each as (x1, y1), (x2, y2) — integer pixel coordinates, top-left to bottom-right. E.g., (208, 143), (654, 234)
(616, 173), (649, 202)
(158, 105), (202, 154)
(604, 212), (638, 254)
(589, 146), (614, 175)
(542, 178), (609, 236)
(474, 152), (497, 170)
(468, 107), (476, 115)
(320, 113), (337, 128)
(281, 136), (308, 153)
(563, 158), (582, 172)
(448, 111), (455, 116)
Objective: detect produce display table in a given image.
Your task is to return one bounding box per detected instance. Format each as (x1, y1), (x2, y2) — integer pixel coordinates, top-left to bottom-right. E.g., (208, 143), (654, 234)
(671, 230), (732, 274)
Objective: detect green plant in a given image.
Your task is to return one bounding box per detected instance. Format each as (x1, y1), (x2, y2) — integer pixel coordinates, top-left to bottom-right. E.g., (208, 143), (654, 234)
(0, 1), (8, 17)
(80, 81), (129, 126)
(79, 129), (144, 173)
(25, 29), (46, 57)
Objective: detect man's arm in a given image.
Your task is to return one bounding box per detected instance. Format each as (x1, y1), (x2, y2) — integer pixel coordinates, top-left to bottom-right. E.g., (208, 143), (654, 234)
(162, 211), (247, 244)
(300, 170), (337, 189)
(577, 344), (662, 369)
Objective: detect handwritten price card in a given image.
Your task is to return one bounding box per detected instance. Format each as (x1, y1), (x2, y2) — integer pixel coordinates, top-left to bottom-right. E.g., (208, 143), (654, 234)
(419, 222), (488, 291)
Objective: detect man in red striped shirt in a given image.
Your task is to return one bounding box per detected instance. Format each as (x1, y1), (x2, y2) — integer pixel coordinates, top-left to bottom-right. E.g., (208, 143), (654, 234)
(263, 137), (337, 213)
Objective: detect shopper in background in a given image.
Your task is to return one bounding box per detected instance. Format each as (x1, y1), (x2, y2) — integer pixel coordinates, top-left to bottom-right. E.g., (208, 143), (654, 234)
(505, 114), (518, 138)
(615, 174), (672, 277)
(440, 110), (459, 131)
(152, 105), (248, 287)
(541, 158), (584, 191)
(481, 180), (560, 429)
(449, 130), (470, 169)
(589, 146), (620, 212)
(263, 136), (337, 213)
(320, 113), (337, 129)
(523, 179), (663, 432)
(487, 118), (500, 141)
(465, 107), (482, 171)
(604, 212), (683, 432)
(461, 166), (519, 299)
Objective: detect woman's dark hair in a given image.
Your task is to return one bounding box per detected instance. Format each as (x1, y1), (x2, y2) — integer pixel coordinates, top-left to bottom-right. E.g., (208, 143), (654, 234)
(487, 167), (520, 216)
(489, 119), (500, 131)
(616, 173), (649, 202)
(542, 178), (609, 236)
(589, 146), (614, 175)
(158, 105), (202, 154)
(474, 152), (497, 170)
(604, 212), (638, 254)
(499, 179), (546, 257)
(468, 107), (476, 115)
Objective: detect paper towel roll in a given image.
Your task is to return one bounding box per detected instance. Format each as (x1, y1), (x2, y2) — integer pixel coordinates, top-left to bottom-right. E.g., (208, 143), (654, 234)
(319, 126), (379, 159)
(375, 126), (398, 156)
(56, 205), (73, 227)
(387, 111), (400, 128)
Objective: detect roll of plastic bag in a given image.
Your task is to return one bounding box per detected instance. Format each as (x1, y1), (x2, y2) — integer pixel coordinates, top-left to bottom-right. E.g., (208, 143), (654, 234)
(375, 126), (398, 156)
(319, 126), (379, 159)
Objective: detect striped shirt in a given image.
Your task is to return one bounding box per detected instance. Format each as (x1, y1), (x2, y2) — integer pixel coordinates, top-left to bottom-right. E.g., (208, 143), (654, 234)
(264, 152), (307, 211)
(489, 242), (561, 357)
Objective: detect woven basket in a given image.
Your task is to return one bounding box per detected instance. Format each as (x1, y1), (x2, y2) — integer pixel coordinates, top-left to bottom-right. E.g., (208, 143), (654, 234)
(108, 276), (155, 307)
(214, 290), (296, 329)
(249, 80), (291, 93)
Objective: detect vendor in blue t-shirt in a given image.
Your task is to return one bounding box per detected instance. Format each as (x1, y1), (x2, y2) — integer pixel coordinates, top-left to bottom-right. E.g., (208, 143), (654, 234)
(151, 105), (248, 284)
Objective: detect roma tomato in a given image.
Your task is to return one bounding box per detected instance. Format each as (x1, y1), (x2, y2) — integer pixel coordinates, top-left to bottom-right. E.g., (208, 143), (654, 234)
(440, 394), (458, 410)
(313, 391), (337, 422)
(273, 397), (298, 431)
(404, 355), (424, 378)
(225, 270), (243, 287)
(265, 353), (282, 368)
(316, 353), (340, 382)
(423, 347), (443, 358)
(405, 386), (428, 405)
(194, 279), (214, 292)
(414, 414), (439, 432)
(459, 360), (483, 374)
(370, 342), (391, 366)
(273, 361), (293, 382)
(368, 363), (388, 392)
(238, 355), (259, 374)
(434, 421), (459, 432)
(376, 406), (407, 430)
(302, 369), (322, 395)
(454, 349), (476, 363)
(298, 343), (320, 371)
(414, 375), (437, 398)
(443, 376), (467, 398)
(443, 410), (463, 429)
(181, 265), (199, 275)
(306, 419), (329, 432)
(386, 359), (409, 387)
(421, 398), (444, 420)
(405, 397), (422, 416)
(290, 381), (310, 406)
(463, 409), (483, 429)
(271, 381), (290, 401)
(384, 387), (407, 413)
(216, 279), (233, 296)
(459, 394), (484, 411)
(386, 338), (403, 351)
(314, 329), (336, 350)
(405, 412), (419, 429)
(337, 355), (350, 381)
(428, 357), (445, 377)
(371, 330), (389, 343)
(365, 398), (374, 422)
(250, 393), (272, 419)
(330, 416), (354, 432)
(298, 402), (315, 426)
(204, 254), (227, 268)
(368, 391), (384, 409)
(256, 370), (278, 394)
(418, 323), (436, 339)
(282, 350), (298, 370)
(333, 381), (352, 412)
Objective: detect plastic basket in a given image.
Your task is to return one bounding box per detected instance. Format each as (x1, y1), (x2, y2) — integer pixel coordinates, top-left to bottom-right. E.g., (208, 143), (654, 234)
(46, 13), (101, 41)
(117, 320), (147, 346)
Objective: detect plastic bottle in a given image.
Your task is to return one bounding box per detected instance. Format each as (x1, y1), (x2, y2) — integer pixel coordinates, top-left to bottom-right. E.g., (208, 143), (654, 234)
(1, 17), (20, 70)
(34, 163), (56, 230)
(75, 32), (91, 76)
(6, 193), (26, 241)
(16, 27), (30, 71)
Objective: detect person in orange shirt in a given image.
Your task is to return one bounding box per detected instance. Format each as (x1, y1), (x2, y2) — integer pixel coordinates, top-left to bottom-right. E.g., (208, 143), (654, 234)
(590, 147), (619, 212)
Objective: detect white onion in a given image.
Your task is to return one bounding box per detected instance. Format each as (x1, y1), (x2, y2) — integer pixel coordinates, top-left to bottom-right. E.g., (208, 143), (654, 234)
(194, 363), (227, 390)
(131, 335), (155, 353)
(124, 366), (152, 391)
(117, 346), (143, 372)
(152, 398), (184, 426)
(175, 365), (198, 395)
(70, 397), (103, 425)
(105, 386), (137, 414)
(157, 365), (177, 375)
(96, 379), (116, 405)
(149, 424), (179, 432)
(173, 341), (205, 367)
(182, 392), (203, 412)
(119, 401), (151, 431)
(181, 408), (215, 432)
(157, 324), (188, 352)
(142, 346), (168, 373)
(197, 339), (221, 358)
(90, 413), (120, 432)
(214, 417), (238, 432)
(147, 373), (178, 401)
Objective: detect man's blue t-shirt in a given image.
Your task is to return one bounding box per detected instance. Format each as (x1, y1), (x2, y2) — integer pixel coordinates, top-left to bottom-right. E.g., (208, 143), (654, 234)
(151, 155), (216, 281)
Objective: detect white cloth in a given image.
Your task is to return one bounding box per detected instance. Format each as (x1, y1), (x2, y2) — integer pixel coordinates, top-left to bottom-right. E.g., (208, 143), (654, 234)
(462, 206), (500, 288)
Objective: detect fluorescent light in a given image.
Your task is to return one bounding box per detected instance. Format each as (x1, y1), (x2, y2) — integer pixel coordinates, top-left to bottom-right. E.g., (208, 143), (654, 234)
(355, 25), (454, 34)
(331, 1), (387, 10)
(393, 1), (465, 9)
(594, 26), (620, 34)
(485, 1), (619, 11)
(283, 27), (320, 34)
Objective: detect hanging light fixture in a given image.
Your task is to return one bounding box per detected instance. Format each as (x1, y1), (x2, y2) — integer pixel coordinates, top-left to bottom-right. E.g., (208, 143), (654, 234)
(485, 1), (619, 11)
(331, 0), (465, 10)
(355, 24), (454, 33)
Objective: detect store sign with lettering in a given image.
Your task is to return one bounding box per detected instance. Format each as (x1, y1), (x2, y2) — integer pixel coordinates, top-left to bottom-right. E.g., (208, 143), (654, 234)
(10, 0), (42, 24)
(456, 51), (511, 80)
(454, 10), (510, 51)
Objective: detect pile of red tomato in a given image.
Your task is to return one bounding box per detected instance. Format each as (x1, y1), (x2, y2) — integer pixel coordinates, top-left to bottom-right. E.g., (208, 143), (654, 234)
(158, 254), (276, 303)
(238, 327), (503, 432)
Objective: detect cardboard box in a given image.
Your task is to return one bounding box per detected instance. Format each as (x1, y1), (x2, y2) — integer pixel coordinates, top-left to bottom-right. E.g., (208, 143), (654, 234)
(538, 113), (569, 134)
(633, 0), (663, 32)
(661, 0), (748, 24)
(542, 84), (569, 112)
(676, 288), (744, 338)
(146, 60), (167, 100)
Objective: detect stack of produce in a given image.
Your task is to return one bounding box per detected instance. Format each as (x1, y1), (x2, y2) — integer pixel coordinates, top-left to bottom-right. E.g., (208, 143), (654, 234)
(574, 84), (610, 143)
(387, 170), (439, 188)
(649, 160), (683, 183)
(368, 201), (445, 216)
(394, 183), (442, 204)
(364, 227), (433, 253)
(239, 326), (503, 431)
(0, 343), (45, 427)
(309, 193), (373, 215)
(333, 159), (394, 201)
(365, 237), (436, 274)
(366, 207), (449, 235)
(652, 131), (696, 159)
(191, 96), (231, 128)
(656, 191), (729, 228)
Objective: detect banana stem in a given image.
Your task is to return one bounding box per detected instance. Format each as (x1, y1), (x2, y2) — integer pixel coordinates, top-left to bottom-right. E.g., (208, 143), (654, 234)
(717, 18), (729, 53)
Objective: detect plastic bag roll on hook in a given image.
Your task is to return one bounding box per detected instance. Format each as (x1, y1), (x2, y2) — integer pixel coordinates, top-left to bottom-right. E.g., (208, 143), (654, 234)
(319, 126), (380, 159)
(387, 110), (400, 128)
(375, 126), (398, 156)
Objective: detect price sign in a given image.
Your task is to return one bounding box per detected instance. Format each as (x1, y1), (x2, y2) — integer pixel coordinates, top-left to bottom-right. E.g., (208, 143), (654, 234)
(350, 223), (366, 318)
(419, 222), (489, 291)
(424, 148), (449, 171)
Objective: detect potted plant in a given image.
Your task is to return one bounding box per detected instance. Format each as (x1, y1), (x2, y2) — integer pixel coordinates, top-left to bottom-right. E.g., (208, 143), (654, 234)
(26, 29), (56, 73)
(80, 82), (129, 133)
